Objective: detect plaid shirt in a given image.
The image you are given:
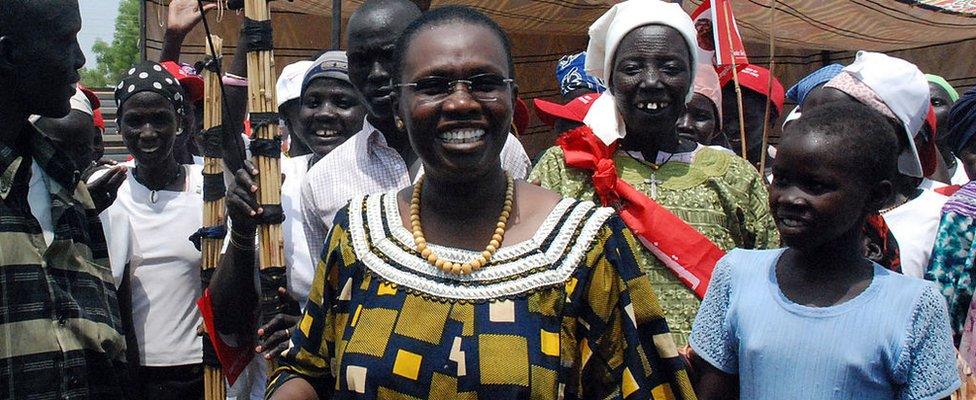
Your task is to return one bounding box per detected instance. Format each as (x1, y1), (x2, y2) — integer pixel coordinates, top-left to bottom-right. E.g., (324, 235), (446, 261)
(0, 123), (128, 398)
(300, 118), (532, 266)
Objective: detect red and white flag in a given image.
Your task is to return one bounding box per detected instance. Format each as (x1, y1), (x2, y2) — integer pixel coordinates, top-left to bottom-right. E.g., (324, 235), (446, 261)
(690, 0), (749, 66)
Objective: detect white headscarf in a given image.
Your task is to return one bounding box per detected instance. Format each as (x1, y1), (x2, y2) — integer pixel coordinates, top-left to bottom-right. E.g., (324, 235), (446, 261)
(582, 0), (700, 145)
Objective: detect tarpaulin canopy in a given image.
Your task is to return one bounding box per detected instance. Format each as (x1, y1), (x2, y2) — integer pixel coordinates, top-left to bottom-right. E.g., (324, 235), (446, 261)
(143, 0), (976, 156)
(268, 0), (976, 51)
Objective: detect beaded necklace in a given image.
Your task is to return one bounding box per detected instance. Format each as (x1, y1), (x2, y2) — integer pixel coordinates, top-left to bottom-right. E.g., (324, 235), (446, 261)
(410, 173), (514, 275)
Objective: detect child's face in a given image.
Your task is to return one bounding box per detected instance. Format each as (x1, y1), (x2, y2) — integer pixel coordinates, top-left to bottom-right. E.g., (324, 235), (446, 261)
(769, 132), (869, 250)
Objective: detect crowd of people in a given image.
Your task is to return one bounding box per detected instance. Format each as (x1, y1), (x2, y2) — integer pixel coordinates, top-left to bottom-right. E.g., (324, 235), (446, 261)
(2, 0), (975, 399)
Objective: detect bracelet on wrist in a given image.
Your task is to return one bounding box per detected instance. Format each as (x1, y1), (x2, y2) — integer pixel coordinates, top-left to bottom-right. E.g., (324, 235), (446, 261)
(222, 73), (248, 87)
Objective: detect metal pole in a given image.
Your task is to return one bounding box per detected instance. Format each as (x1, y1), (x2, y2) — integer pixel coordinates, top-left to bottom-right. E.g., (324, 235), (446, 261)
(331, 0), (342, 49)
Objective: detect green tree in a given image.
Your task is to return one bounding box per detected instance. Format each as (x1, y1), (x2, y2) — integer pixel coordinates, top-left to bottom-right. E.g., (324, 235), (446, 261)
(79, 0), (141, 89)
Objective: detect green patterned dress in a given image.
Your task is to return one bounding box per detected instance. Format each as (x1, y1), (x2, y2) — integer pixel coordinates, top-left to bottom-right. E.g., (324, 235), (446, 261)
(530, 145), (779, 345)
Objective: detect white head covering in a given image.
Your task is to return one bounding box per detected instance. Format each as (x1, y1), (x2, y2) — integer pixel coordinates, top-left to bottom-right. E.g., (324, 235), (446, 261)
(693, 62), (722, 121)
(842, 51), (929, 177)
(582, 0), (700, 145)
(584, 0), (698, 98)
(276, 60), (314, 109)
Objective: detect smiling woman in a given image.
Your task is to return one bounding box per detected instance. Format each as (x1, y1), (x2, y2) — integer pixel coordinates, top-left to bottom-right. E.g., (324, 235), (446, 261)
(265, 5), (695, 400)
(530, 0), (779, 346)
(90, 60), (206, 398)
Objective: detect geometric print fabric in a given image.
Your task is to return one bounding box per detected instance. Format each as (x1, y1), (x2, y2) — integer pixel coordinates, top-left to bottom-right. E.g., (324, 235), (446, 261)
(268, 194), (696, 399)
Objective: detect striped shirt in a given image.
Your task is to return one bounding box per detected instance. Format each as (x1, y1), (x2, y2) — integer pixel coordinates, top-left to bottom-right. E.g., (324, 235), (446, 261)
(0, 123), (128, 398)
(300, 118), (532, 267)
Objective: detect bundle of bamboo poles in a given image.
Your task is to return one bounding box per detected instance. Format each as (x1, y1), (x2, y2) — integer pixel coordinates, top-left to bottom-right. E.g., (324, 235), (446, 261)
(244, 0), (285, 271)
(243, 0), (286, 375)
(202, 35), (227, 271)
(202, 34), (228, 400)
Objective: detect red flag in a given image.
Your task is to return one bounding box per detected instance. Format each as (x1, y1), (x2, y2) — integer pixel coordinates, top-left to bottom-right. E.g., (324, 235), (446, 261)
(197, 289), (254, 386)
(690, 0), (749, 66)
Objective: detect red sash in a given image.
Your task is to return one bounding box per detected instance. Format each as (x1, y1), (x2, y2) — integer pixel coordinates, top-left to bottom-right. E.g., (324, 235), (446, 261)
(557, 127), (724, 298)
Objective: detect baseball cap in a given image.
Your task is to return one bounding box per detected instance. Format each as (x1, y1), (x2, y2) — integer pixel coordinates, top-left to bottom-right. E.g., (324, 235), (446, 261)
(160, 61), (205, 104)
(843, 51), (929, 178)
(719, 64), (785, 114)
(533, 93), (601, 127)
(276, 60), (314, 109)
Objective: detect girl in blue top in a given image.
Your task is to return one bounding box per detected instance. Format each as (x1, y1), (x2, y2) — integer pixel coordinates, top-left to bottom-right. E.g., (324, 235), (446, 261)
(690, 101), (959, 400)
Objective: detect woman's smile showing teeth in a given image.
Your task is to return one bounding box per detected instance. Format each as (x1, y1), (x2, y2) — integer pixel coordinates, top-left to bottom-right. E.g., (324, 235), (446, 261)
(438, 128), (485, 144)
(315, 129), (339, 137)
(636, 101), (670, 111)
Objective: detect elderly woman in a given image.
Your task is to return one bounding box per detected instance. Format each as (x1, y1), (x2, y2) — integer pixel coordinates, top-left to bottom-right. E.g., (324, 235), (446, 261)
(93, 61), (205, 398)
(232, 6), (694, 400)
(530, 0), (778, 346)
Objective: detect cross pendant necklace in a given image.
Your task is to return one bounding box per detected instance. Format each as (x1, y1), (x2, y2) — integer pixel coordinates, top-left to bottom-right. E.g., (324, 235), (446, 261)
(626, 150), (675, 200)
(645, 172), (662, 199)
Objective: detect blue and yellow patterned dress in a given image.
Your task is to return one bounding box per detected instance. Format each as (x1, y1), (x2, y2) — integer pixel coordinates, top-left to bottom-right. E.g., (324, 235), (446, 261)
(267, 193), (695, 399)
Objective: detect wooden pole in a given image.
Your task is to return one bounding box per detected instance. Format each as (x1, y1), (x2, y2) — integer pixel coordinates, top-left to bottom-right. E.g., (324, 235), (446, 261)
(758, 0), (778, 179)
(331, 0), (342, 49)
(243, 0), (284, 272)
(244, 0), (286, 374)
(722, 2), (749, 162)
(202, 34), (227, 400)
(245, 0), (284, 270)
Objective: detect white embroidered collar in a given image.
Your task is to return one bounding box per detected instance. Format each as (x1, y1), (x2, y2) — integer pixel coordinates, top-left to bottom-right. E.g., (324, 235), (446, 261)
(346, 192), (614, 302)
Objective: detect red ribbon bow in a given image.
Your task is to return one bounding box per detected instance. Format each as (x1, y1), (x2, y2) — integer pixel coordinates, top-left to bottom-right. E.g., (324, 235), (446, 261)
(557, 127), (725, 298)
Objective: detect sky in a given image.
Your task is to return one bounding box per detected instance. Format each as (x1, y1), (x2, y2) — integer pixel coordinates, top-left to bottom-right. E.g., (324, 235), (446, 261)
(79, 0), (122, 68)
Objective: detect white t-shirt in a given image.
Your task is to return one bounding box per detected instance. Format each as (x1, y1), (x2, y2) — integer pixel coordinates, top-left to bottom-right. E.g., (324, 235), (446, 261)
(94, 164), (205, 366)
(882, 184), (950, 278)
(280, 154), (314, 305)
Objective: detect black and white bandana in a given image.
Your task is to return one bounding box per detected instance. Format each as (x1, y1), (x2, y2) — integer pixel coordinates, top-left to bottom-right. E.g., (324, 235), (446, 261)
(114, 61), (188, 122)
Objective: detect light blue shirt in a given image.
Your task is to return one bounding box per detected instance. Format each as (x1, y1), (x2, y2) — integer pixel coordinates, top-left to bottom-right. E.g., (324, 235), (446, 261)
(690, 249), (959, 400)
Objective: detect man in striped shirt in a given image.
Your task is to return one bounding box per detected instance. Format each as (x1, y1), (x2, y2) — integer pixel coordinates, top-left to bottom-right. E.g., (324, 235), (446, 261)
(0, 1), (130, 397)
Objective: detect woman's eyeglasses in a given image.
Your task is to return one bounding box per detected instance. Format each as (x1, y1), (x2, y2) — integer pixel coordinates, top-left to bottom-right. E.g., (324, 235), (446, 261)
(398, 74), (514, 103)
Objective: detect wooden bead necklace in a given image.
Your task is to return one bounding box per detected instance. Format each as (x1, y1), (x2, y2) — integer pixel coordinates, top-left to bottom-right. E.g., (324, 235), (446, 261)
(410, 173), (515, 275)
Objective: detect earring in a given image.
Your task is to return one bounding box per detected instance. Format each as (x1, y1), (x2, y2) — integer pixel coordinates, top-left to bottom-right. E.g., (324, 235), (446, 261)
(395, 118), (405, 131)
(511, 122), (519, 136)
